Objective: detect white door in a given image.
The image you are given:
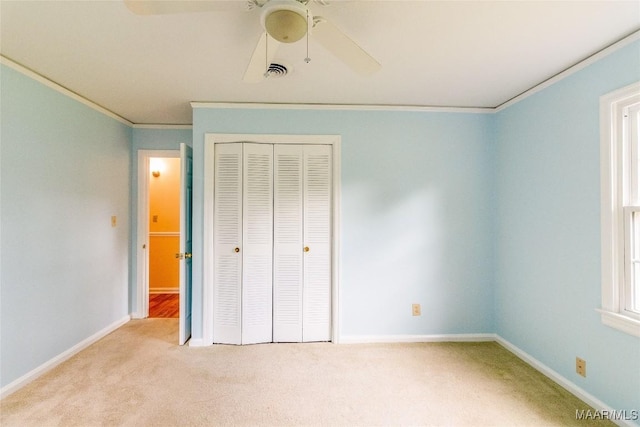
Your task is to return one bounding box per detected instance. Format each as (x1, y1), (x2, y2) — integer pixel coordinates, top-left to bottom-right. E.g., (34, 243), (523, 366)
(178, 143), (193, 345)
(241, 143), (274, 344)
(213, 142), (331, 344)
(273, 144), (332, 342)
(302, 145), (332, 342)
(273, 145), (304, 342)
(213, 143), (243, 345)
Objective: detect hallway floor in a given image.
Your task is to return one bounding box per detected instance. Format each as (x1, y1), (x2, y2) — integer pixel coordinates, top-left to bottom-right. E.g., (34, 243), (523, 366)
(148, 293), (178, 318)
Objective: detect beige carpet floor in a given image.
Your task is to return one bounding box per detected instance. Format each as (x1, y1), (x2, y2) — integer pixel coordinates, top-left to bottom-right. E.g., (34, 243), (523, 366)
(1, 319), (613, 426)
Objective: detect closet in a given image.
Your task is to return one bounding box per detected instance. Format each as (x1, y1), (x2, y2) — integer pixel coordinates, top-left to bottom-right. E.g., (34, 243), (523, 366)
(212, 142), (332, 345)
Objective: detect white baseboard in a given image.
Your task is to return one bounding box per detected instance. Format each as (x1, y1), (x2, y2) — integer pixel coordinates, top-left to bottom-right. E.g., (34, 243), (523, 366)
(339, 333), (496, 344)
(495, 336), (637, 427)
(188, 338), (207, 347)
(190, 334), (495, 346)
(149, 287), (179, 294)
(0, 315), (130, 399)
(341, 333), (635, 426)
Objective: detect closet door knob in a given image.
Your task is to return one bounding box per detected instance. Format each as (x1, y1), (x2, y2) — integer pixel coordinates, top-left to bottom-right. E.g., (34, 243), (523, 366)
(234, 247), (240, 253)
(304, 246), (310, 252)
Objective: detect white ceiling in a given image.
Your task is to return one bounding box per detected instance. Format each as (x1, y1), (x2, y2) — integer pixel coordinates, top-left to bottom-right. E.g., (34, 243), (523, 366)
(1, 0), (639, 125)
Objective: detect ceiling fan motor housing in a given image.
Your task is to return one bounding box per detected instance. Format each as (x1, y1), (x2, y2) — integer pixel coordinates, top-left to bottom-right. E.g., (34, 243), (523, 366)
(261, 0), (309, 43)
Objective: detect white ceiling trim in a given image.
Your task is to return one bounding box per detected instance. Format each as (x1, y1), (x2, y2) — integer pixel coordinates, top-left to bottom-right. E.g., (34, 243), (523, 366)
(0, 55), (133, 127)
(190, 101), (494, 114)
(495, 29), (640, 112)
(132, 124), (193, 130)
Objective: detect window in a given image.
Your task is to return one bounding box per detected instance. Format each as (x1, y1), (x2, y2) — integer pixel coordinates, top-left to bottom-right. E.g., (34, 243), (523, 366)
(600, 82), (640, 337)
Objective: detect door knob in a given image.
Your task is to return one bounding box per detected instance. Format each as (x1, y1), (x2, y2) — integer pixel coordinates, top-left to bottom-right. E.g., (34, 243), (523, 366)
(175, 253), (184, 259)
(234, 247), (240, 253)
(185, 253), (192, 259)
(304, 246), (310, 252)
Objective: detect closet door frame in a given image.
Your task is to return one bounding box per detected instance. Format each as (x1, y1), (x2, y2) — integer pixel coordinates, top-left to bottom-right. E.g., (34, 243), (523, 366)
(203, 134), (341, 346)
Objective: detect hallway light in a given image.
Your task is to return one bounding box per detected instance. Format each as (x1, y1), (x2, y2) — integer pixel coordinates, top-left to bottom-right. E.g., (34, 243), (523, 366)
(150, 158), (164, 177)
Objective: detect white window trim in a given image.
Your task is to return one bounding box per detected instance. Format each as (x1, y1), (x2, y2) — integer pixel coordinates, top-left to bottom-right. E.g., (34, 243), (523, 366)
(599, 81), (640, 337)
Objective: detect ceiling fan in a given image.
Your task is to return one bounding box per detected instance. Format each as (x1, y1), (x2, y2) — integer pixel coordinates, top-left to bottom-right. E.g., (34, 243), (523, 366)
(124, 0), (381, 83)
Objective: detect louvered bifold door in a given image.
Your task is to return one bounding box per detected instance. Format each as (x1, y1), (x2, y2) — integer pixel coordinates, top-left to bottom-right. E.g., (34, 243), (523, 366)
(213, 143), (243, 345)
(303, 145), (332, 342)
(241, 143), (274, 344)
(273, 145), (304, 342)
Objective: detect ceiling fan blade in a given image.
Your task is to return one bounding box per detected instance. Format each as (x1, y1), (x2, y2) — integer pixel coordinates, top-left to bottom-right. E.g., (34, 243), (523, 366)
(243, 32), (281, 83)
(312, 17), (381, 76)
(124, 0), (249, 15)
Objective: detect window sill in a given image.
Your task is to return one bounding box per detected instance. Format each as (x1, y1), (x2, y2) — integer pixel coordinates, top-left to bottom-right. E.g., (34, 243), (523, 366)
(597, 309), (640, 337)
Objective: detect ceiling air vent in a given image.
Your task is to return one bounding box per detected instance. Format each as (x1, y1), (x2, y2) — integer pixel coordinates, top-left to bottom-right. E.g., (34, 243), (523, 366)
(265, 63), (288, 78)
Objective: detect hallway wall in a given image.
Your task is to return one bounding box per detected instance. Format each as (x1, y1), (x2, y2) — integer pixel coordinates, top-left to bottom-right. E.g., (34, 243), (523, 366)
(149, 157), (180, 292)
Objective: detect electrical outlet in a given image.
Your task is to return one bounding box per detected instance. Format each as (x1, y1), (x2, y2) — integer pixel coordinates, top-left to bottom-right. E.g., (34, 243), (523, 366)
(412, 304), (421, 316)
(153, 215), (158, 223)
(576, 357), (586, 377)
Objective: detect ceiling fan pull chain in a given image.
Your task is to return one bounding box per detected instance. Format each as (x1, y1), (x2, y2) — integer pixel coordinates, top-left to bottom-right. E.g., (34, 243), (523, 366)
(305, 9), (311, 63)
(264, 32), (270, 78)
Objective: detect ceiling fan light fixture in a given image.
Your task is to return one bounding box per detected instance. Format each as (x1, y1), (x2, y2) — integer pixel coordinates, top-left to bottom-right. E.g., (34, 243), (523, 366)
(261, 1), (308, 43)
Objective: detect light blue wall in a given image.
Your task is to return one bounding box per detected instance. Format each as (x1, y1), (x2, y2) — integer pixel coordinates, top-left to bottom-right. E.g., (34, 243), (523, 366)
(0, 65), (131, 388)
(191, 108), (496, 339)
(494, 40), (640, 416)
(129, 128), (192, 313)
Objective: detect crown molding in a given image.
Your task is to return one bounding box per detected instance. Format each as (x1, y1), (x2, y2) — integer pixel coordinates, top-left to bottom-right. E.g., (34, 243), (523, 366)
(132, 124), (193, 130)
(1, 55), (133, 127)
(495, 29), (640, 112)
(191, 101), (494, 114)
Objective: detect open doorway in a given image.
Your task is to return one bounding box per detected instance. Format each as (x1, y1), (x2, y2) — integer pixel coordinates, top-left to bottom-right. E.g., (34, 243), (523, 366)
(135, 149), (180, 321)
(136, 147), (192, 345)
(148, 157), (181, 318)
